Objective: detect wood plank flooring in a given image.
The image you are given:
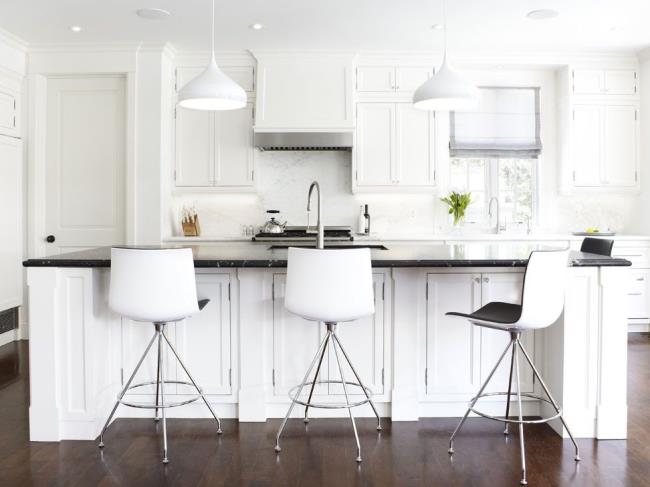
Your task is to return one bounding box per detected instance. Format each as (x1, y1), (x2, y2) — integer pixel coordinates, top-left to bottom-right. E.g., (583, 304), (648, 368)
(0, 335), (648, 486)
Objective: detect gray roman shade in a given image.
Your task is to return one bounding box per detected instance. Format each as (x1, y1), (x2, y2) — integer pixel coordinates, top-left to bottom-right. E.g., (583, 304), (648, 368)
(449, 87), (541, 158)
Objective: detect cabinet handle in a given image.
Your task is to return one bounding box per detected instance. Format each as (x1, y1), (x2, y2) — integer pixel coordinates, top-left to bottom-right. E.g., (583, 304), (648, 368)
(394, 85), (400, 90)
(473, 277), (481, 283)
(46, 235), (56, 243)
(637, 277), (645, 281)
(483, 277), (489, 283)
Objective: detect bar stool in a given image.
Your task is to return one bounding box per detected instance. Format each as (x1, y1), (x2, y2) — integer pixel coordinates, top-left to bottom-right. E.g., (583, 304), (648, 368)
(580, 236), (614, 256)
(445, 249), (580, 485)
(98, 247), (222, 464)
(274, 247), (381, 463)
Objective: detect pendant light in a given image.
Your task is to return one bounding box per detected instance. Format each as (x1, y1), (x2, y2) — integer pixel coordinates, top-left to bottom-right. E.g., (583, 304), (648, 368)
(177, 0), (247, 110)
(413, 0), (478, 111)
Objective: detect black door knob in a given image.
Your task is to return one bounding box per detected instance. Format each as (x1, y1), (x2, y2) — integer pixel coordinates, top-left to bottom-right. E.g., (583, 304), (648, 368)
(46, 235), (56, 243)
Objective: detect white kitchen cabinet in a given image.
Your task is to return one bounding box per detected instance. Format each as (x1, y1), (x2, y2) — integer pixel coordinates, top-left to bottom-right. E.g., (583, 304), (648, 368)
(0, 88), (18, 138)
(354, 102), (435, 192)
(626, 269), (650, 321)
(121, 273), (233, 399)
(272, 272), (386, 397)
(572, 69), (637, 95)
(0, 136), (22, 312)
(175, 273), (232, 395)
(425, 271), (532, 396)
(174, 103), (255, 190)
(571, 103), (638, 188)
(356, 66), (430, 93)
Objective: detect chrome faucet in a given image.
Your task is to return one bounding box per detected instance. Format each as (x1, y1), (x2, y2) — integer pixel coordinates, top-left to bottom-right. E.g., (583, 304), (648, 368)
(488, 197), (504, 234)
(307, 181), (324, 249)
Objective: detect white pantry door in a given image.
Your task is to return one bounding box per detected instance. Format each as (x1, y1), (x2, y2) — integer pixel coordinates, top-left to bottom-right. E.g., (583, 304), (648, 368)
(45, 76), (126, 253)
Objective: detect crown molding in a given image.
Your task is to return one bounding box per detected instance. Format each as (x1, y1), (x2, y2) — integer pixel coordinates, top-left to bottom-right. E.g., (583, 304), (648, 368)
(637, 46), (650, 63)
(27, 42), (142, 53)
(0, 27), (28, 51)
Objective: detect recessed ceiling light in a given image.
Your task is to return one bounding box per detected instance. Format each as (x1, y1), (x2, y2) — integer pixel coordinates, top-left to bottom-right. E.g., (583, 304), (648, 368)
(249, 23), (263, 30)
(69, 25), (83, 33)
(609, 26), (624, 32)
(136, 8), (171, 20)
(526, 9), (559, 20)
(431, 24), (444, 30)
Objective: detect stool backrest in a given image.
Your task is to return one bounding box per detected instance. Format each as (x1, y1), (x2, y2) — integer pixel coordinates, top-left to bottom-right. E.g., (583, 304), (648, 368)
(109, 247), (199, 323)
(517, 249), (570, 330)
(285, 247), (374, 323)
(580, 237), (614, 257)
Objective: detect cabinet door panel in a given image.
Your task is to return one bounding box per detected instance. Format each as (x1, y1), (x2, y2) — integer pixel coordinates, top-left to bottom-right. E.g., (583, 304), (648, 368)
(121, 320), (177, 396)
(480, 273), (534, 393)
(571, 105), (602, 187)
(572, 70), (604, 94)
(175, 109), (213, 187)
(426, 273), (481, 394)
(395, 104), (434, 186)
(328, 274), (385, 395)
(0, 90), (17, 136)
(174, 274), (232, 395)
(356, 66), (395, 92)
(272, 274), (328, 396)
(395, 67), (431, 93)
(627, 270), (650, 320)
(215, 104), (254, 186)
(0, 136), (22, 310)
(355, 103), (394, 186)
(604, 70), (637, 95)
(603, 105), (637, 186)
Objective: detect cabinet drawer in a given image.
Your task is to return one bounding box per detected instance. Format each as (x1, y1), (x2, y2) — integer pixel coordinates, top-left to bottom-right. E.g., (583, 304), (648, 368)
(627, 270), (650, 319)
(612, 246), (650, 267)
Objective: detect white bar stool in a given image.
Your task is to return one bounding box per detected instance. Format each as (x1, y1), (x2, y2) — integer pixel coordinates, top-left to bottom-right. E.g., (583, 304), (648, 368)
(445, 249), (580, 485)
(274, 247), (381, 463)
(98, 247), (222, 464)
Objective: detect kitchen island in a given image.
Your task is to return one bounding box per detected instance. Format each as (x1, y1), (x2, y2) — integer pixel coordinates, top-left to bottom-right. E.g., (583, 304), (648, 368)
(24, 243), (630, 443)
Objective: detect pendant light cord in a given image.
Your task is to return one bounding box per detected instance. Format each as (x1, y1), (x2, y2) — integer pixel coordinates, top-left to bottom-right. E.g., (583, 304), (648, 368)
(211, 0), (216, 61)
(442, 0), (447, 63)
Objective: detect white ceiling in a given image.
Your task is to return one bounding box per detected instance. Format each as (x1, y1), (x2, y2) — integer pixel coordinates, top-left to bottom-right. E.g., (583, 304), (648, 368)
(0, 0), (648, 54)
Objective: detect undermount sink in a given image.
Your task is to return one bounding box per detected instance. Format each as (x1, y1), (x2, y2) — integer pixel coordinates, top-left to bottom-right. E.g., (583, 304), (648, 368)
(269, 244), (388, 250)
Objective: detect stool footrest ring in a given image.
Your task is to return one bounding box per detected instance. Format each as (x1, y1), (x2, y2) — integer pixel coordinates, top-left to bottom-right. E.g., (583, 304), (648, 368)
(119, 380), (203, 409)
(288, 380), (373, 409)
(469, 391), (561, 424)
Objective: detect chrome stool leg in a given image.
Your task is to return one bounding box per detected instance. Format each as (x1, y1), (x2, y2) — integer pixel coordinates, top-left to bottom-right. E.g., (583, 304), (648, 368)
(162, 331), (223, 434)
(449, 337), (514, 454)
(158, 327), (169, 464)
(275, 331), (330, 452)
(504, 342), (516, 435)
(517, 338), (581, 462)
(303, 332), (329, 424)
(332, 333), (382, 431)
(154, 339), (161, 423)
(513, 338), (527, 485)
(331, 332), (362, 463)
(98, 329), (158, 448)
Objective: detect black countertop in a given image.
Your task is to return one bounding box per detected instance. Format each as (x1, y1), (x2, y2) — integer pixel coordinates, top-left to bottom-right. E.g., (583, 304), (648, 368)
(23, 243), (631, 268)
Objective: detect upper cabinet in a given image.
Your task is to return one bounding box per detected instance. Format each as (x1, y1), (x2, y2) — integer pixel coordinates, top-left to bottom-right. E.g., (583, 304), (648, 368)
(356, 65), (431, 94)
(572, 69), (637, 96)
(558, 65), (640, 192)
(174, 66), (255, 191)
(0, 73), (20, 138)
(252, 51), (355, 130)
(354, 102), (435, 192)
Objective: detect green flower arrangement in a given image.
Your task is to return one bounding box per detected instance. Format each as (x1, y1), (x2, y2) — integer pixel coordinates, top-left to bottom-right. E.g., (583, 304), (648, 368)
(441, 191), (472, 226)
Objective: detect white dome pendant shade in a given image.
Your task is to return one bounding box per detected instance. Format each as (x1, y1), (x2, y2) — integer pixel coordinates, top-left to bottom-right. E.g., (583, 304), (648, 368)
(177, 0), (247, 111)
(413, 56), (478, 111)
(413, 0), (477, 111)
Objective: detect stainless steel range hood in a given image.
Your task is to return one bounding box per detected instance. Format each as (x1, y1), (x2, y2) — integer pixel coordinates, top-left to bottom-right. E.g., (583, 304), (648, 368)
(254, 131), (353, 151)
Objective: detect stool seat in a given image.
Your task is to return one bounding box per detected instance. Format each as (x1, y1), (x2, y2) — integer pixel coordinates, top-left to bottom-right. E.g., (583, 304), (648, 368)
(447, 302), (522, 330)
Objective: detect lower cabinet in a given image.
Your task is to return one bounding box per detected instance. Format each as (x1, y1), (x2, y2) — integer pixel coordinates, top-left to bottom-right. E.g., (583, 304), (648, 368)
(425, 272), (534, 398)
(272, 272), (386, 398)
(121, 273), (233, 400)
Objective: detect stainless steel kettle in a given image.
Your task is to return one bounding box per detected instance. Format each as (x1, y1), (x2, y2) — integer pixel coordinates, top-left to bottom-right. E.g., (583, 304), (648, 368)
(261, 210), (287, 234)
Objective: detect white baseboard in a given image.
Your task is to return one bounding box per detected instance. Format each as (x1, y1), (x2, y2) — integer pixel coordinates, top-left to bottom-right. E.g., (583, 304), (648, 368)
(0, 328), (18, 347)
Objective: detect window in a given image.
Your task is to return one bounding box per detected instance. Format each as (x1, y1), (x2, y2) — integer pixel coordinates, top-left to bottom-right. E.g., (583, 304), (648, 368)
(449, 87), (540, 229)
(449, 158), (536, 228)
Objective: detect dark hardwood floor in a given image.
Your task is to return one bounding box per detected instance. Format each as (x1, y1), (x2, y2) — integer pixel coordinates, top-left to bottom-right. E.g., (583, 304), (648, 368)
(0, 335), (648, 486)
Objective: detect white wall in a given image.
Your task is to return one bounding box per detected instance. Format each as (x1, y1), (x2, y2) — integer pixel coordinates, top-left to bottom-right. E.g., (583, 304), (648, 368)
(169, 64), (647, 238)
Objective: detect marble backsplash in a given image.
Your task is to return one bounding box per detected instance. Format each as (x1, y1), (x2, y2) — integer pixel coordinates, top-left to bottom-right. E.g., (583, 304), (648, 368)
(169, 151), (645, 238)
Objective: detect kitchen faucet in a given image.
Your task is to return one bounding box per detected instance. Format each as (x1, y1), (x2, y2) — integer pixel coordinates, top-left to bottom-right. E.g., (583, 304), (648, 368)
(307, 181), (324, 249)
(488, 197), (505, 234)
